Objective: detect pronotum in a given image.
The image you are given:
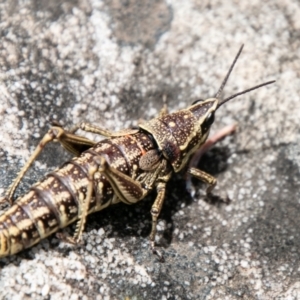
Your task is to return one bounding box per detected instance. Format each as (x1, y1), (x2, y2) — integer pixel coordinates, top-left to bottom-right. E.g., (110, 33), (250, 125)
(0, 45), (275, 258)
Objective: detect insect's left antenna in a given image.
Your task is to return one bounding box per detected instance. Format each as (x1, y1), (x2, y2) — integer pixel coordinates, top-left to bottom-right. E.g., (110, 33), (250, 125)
(215, 44), (244, 99)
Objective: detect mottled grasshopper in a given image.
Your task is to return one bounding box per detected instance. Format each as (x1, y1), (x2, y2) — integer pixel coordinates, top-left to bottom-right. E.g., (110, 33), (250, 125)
(0, 45), (274, 258)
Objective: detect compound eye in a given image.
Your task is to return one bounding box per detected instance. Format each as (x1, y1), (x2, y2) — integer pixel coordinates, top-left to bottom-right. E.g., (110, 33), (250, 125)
(192, 98), (204, 105)
(201, 112), (215, 133)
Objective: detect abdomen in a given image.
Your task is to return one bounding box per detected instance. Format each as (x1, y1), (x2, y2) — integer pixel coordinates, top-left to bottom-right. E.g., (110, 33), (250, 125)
(0, 131), (156, 257)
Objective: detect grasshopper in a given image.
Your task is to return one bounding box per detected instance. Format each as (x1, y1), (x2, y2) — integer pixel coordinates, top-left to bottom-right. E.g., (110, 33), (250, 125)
(0, 45), (274, 258)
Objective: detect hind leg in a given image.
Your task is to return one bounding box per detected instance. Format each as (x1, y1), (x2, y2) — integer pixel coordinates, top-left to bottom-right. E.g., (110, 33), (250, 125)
(3, 125), (96, 204)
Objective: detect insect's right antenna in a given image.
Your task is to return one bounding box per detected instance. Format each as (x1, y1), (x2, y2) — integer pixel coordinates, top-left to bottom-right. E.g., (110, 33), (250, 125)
(215, 44), (244, 99)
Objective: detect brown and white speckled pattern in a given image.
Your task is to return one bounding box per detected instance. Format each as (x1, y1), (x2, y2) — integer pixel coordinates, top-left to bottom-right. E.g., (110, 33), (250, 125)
(0, 0), (300, 299)
(0, 91), (218, 257)
(0, 130), (165, 256)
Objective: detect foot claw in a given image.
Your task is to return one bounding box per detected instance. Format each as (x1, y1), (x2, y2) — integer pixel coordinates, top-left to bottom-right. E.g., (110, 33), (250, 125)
(56, 233), (82, 245)
(206, 192), (230, 204)
(152, 248), (165, 262)
(185, 175), (196, 197)
(151, 241), (165, 262)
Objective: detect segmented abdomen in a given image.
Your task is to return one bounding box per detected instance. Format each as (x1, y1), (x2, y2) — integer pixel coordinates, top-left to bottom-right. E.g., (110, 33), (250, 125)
(0, 131), (156, 257)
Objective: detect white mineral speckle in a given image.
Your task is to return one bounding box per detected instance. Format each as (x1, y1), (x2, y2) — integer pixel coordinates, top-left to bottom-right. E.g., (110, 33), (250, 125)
(0, 0), (298, 299)
(240, 260), (249, 269)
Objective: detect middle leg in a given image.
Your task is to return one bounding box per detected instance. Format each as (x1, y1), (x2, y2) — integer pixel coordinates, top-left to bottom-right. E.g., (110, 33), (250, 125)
(149, 181), (167, 261)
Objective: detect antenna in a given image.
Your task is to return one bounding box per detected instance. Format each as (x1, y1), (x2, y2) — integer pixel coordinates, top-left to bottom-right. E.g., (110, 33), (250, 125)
(215, 44), (244, 99)
(217, 80), (275, 108)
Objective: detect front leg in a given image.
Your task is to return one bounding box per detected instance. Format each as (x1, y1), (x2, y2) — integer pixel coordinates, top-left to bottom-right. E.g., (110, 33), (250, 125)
(186, 124), (236, 196)
(188, 168), (230, 204)
(187, 167), (217, 194)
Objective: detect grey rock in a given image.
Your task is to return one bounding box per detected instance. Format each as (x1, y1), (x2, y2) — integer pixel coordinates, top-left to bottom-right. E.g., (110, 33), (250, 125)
(0, 0), (298, 299)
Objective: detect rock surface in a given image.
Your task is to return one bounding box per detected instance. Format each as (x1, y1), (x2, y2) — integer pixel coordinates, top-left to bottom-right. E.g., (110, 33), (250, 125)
(0, 0), (299, 299)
